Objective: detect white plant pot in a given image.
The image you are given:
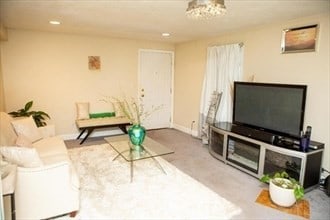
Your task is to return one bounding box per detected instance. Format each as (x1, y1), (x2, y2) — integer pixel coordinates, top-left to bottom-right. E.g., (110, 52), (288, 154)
(269, 178), (296, 207)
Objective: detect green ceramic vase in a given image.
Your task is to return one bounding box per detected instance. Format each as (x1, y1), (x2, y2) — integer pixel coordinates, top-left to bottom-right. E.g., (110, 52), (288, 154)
(128, 124), (146, 151)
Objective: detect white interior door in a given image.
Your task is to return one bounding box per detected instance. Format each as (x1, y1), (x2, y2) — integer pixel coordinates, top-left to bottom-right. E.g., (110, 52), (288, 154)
(139, 50), (173, 129)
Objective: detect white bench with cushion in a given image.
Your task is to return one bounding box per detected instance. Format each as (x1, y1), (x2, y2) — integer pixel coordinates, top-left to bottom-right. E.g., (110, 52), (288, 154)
(75, 102), (131, 144)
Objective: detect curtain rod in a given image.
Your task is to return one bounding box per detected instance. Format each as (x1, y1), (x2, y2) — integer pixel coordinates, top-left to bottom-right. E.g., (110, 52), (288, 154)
(209, 42), (244, 47)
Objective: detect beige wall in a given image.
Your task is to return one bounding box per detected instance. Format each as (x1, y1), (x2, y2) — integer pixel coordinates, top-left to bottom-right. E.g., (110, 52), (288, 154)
(0, 46), (5, 112)
(1, 29), (174, 135)
(0, 23), (7, 111)
(1, 13), (329, 170)
(174, 13), (330, 170)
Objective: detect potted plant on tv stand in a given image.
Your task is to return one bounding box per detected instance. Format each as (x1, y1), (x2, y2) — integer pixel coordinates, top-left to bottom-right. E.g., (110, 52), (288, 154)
(260, 171), (304, 207)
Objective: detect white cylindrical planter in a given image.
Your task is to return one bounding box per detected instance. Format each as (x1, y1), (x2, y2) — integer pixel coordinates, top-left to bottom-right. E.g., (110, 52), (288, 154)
(269, 178), (296, 207)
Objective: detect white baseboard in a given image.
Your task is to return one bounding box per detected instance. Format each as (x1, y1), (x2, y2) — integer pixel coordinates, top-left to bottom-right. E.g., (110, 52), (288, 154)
(60, 128), (125, 140)
(172, 123), (198, 137)
(61, 125), (199, 141)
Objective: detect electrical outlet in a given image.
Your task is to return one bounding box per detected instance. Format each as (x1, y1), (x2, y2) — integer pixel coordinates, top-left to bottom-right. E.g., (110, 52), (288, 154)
(190, 120), (196, 136)
(191, 121), (196, 129)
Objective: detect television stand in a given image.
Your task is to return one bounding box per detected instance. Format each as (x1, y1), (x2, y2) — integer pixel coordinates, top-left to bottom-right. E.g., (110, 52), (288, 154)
(209, 122), (324, 190)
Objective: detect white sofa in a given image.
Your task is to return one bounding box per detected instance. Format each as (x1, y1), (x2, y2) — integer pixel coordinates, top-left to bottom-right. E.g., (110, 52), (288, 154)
(0, 112), (79, 219)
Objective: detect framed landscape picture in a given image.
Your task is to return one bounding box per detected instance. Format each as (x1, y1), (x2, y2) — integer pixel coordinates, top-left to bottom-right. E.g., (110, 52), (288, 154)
(281, 24), (318, 53)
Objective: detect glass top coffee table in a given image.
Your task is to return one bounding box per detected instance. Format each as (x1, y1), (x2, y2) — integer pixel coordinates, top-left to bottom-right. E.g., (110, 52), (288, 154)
(104, 134), (174, 182)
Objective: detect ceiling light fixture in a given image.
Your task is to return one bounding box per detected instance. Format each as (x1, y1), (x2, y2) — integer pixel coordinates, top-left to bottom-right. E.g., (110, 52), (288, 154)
(49, 20), (61, 25)
(186, 0), (226, 19)
(162, 33), (170, 37)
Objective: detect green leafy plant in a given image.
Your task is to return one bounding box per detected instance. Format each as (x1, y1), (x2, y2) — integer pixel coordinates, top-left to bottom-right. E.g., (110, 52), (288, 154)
(260, 171), (304, 200)
(9, 101), (50, 127)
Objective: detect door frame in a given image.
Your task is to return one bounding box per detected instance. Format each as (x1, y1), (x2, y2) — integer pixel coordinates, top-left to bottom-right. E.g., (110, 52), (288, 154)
(138, 49), (175, 128)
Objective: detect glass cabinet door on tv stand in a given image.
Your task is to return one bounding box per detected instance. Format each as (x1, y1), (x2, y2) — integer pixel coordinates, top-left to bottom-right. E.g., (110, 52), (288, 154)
(226, 135), (261, 177)
(264, 149), (302, 182)
(263, 145), (323, 189)
(209, 126), (226, 161)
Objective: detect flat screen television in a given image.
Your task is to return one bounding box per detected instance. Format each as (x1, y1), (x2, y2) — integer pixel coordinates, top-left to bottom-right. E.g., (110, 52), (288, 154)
(233, 82), (307, 140)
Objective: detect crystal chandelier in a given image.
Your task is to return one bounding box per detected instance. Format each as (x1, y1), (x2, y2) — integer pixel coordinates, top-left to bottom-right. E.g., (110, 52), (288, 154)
(186, 0), (226, 19)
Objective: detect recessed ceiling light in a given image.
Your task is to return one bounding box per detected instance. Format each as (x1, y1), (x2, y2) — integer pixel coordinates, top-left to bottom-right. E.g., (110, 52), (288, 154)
(49, 20), (61, 25)
(162, 33), (170, 37)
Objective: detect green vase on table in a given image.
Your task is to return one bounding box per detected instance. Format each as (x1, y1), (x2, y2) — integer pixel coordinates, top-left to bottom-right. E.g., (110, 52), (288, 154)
(128, 124), (146, 152)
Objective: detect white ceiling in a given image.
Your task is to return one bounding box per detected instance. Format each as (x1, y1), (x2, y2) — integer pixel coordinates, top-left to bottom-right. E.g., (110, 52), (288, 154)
(0, 0), (329, 43)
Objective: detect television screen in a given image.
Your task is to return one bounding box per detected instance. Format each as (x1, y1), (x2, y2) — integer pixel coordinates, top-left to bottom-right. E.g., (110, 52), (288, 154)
(233, 82), (307, 139)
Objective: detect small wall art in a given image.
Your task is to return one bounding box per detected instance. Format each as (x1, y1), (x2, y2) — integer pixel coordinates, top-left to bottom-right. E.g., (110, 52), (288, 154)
(281, 24), (318, 53)
(88, 56), (101, 70)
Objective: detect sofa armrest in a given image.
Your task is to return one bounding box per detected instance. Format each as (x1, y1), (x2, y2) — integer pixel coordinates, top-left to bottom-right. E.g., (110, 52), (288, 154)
(15, 161), (80, 219)
(16, 161), (79, 189)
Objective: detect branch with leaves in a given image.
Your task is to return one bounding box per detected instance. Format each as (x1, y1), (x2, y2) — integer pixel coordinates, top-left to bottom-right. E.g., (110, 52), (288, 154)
(101, 96), (162, 125)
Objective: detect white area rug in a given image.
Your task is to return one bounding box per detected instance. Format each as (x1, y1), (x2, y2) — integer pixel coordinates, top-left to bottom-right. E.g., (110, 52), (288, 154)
(68, 144), (241, 219)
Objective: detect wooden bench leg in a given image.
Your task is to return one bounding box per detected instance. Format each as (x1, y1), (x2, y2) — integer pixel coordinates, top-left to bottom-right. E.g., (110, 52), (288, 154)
(119, 125), (128, 134)
(76, 129), (86, 139)
(77, 123), (130, 145)
(80, 128), (94, 145)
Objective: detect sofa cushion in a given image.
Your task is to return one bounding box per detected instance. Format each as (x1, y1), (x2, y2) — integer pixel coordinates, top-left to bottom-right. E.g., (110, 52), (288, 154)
(32, 136), (68, 158)
(0, 146), (43, 168)
(0, 112), (18, 146)
(11, 116), (42, 143)
(41, 153), (70, 165)
(15, 134), (33, 148)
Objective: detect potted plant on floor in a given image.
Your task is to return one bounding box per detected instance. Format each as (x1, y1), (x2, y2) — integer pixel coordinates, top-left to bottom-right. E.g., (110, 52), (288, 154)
(260, 171), (304, 207)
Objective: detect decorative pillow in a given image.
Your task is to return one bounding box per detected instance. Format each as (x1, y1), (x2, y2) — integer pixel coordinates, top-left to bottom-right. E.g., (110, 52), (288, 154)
(11, 116), (42, 143)
(112, 102), (125, 117)
(0, 146), (43, 168)
(76, 102), (90, 120)
(89, 112), (115, 118)
(15, 134), (33, 148)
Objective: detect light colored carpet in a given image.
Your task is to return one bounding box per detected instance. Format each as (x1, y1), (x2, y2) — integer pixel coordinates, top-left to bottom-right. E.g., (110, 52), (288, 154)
(65, 129), (330, 219)
(68, 143), (242, 219)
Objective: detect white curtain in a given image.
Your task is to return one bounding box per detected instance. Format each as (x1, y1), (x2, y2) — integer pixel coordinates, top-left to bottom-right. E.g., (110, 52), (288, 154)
(199, 43), (244, 137)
